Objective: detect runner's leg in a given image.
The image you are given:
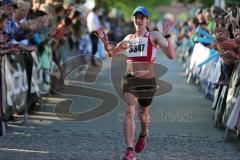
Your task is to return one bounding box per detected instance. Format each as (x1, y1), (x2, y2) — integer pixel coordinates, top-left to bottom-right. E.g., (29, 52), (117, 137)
(123, 92), (137, 148)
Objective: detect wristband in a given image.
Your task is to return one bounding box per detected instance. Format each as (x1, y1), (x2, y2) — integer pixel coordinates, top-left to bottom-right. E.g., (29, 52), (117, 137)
(164, 34), (171, 39)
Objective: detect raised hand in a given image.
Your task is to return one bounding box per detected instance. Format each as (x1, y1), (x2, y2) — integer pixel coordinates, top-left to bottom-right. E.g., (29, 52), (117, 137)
(221, 39), (238, 49)
(215, 35), (228, 43)
(162, 17), (175, 36)
(234, 28), (240, 37)
(214, 27), (226, 35)
(95, 26), (108, 45)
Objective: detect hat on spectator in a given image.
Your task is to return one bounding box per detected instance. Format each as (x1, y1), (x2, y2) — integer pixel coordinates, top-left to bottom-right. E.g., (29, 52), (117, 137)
(2, 0), (18, 8)
(2, 0), (14, 5)
(3, 0), (18, 7)
(132, 6), (149, 18)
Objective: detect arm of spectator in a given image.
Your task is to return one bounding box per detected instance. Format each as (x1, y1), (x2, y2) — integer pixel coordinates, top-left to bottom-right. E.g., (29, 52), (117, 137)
(214, 27), (227, 35)
(218, 48), (238, 63)
(0, 46), (21, 55)
(235, 37), (240, 44)
(215, 34), (228, 43)
(218, 39), (238, 50)
(17, 44), (37, 52)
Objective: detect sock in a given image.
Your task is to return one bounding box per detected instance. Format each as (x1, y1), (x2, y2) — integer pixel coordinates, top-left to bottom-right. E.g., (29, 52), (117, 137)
(127, 147), (133, 151)
(140, 133), (146, 138)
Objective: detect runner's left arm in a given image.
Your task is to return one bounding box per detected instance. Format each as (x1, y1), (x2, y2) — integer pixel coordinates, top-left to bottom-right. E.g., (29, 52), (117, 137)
(151, 17), (175, 59)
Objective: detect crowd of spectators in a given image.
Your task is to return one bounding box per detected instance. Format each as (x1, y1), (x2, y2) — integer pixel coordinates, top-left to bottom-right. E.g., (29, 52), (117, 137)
(175, 4), (240, 136)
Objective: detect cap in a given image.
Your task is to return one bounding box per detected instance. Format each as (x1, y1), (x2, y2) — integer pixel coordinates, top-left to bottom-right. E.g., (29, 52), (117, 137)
(132, 6), (149, 17)
(2, 0), (17, 7)
(2, 0), (13, 5)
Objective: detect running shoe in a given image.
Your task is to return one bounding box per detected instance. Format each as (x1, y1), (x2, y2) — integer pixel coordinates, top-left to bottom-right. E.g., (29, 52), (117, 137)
(135, 130), (148, 153)
(122, 149), (136, 160)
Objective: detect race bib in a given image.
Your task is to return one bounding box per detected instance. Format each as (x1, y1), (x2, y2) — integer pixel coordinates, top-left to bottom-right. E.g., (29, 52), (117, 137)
(126, 37), (148, 57)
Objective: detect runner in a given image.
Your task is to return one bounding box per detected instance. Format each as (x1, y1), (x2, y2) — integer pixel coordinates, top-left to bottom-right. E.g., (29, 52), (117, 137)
(95, 6), (175, 160)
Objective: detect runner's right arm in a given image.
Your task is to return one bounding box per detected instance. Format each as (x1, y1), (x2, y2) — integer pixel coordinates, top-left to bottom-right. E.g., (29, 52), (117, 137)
(96, 26), (129, 57)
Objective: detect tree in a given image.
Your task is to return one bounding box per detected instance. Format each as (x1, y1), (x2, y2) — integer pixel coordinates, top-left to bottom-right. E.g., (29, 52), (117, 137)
(178, 0), (240, 7)
(96, 0), (173, 21)
(177, 0), (215, 7)
(225, 0), (240, 6)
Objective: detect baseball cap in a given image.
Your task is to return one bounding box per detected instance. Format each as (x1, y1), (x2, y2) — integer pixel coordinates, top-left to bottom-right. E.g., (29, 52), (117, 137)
(2, 0), (17, 8)
(2, 0), (14, 5)
(132, 6), (149, 17)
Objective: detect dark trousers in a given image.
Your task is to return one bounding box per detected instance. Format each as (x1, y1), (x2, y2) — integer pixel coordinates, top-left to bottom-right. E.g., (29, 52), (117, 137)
(23, 53), (33, 105)
(221, 62), (235, 81)
(90, 31), (99, 65)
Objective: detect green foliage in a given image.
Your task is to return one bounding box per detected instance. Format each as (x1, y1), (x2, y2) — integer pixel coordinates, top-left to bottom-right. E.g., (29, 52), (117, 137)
(96, 0), (240, 21)
(197, 0), (214, 7)
(177, 0), (195, 4)
(96, 0), (173, 21)
(177, 0), (214, 7)
(177, 0), (240, 7)
(225, 0), (240, 6)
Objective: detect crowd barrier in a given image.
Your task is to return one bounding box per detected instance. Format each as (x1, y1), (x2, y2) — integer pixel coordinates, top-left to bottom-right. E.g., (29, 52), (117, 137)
(177, 37), (240, 139)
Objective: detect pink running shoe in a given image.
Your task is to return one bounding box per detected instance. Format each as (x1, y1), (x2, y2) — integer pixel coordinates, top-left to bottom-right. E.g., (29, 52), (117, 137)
(122, 150), (136, 160)
(135, 130), (148, 153)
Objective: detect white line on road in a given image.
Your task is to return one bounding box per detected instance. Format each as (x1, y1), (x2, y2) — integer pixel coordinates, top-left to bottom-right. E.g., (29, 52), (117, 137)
(0, 148), (48, 154)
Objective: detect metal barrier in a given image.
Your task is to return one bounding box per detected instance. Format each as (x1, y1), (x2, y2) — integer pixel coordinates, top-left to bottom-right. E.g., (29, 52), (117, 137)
(0, 49), (52, 136)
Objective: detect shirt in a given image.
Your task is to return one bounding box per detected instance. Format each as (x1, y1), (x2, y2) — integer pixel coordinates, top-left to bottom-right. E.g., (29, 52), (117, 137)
(125, 32), (157, 64)
(87, 11), (100, 32)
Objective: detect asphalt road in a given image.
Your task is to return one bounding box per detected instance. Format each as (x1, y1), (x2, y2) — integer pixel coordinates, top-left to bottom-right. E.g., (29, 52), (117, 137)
(1, 53), (240, 160)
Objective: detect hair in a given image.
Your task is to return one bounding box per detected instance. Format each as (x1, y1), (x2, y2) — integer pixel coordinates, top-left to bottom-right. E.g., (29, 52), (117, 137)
(55, 4), (64, 14)
(71, 10), (81, 19)
(28, 10), (47, 20)
(92, 7), (97, 12)
(64, 17), (72, 26)
(72, 19), (81, 34)
(0, 14), (8, 23)
(75, 0), (86, 3)
(37, 42), (45, 54)
(231, 6), (238, 18)
(34, 10), (48, 17)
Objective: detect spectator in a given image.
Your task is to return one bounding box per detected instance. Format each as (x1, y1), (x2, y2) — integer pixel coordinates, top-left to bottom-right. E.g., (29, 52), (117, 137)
(87, 7), (100, 66)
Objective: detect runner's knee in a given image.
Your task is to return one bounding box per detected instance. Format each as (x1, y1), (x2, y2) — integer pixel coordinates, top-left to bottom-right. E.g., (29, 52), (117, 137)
(124, 92), (137, 106)
(126, 106), (136, 116)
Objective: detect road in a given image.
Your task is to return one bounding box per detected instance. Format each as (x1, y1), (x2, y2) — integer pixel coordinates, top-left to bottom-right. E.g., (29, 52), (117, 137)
(1, 53), (240, 160)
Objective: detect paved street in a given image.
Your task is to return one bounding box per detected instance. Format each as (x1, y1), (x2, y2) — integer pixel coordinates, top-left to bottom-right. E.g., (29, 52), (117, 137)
(1, 53), (240, 160)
